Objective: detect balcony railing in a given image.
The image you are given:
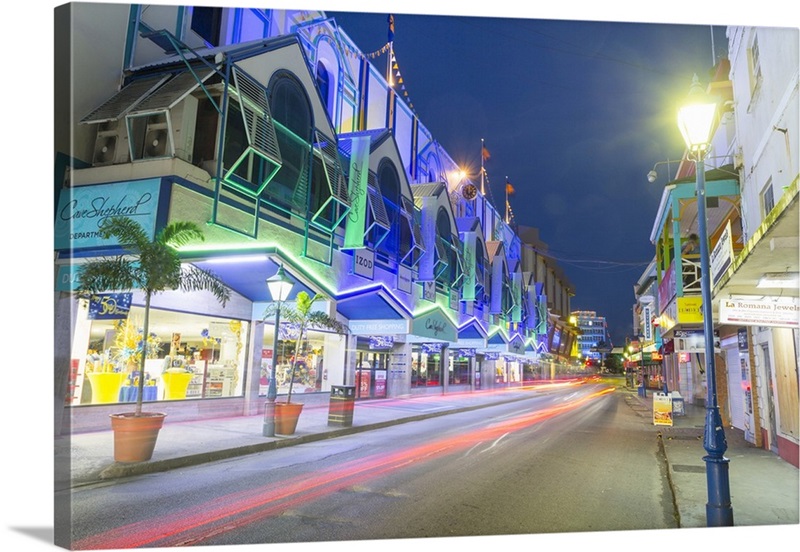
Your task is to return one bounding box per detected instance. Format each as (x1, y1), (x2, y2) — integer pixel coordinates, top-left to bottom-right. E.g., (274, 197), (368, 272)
(682, 254), (702, 294)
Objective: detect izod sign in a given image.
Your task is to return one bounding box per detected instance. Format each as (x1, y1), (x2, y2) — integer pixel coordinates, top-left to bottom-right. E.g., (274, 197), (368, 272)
(353, 248), (375, 279)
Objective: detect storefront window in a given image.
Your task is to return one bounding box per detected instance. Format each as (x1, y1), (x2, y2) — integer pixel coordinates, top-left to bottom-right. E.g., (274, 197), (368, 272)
(449, 352), (471, 385)
(493, 358), (507, 383)
(354, 348), (390, 399)
(411, 344), (442, 387)
(261, 326), (342, 396)
(70, 304), (248, 406)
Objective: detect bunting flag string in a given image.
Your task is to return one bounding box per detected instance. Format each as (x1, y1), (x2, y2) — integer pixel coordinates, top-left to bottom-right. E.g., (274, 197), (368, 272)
(506, 201), (517, 226)
(389, 53), (417, 112)
(482, 166), (497, 212)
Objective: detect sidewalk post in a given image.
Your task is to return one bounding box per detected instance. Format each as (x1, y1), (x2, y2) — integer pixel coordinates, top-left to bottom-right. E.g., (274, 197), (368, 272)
(263, 266), (294, 437)
(677, 76), (733, 526)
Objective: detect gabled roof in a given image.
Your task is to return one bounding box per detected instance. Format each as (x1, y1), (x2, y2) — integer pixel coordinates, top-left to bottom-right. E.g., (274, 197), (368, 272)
(338, 130), (389, 157)
(410, 182), (446, 202)
(485, 241), (503, 260)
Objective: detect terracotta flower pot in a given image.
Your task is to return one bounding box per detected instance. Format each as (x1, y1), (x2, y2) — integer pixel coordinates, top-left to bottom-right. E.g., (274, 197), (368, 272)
(109, 412), (166, 463)
(274, 402), (304, 435)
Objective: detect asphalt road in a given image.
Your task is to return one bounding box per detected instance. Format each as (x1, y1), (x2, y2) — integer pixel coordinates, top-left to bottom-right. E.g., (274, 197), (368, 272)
(66, 383), (675, 549)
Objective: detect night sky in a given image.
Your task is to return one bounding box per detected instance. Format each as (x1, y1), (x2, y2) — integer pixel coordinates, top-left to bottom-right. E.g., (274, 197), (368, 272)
(323, 4), (733, 346)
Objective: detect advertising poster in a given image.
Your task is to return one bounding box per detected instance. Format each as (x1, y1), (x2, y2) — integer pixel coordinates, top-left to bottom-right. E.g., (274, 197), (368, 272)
(374, 371), (387, 398)
(653, 393), (673, 426)
(357, 369), (371, 398)
(738, 328), (756, 444)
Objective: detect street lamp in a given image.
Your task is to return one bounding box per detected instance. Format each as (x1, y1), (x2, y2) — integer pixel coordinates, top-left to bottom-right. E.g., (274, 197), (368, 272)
(263, 264), (294, 437)
(676, 74), (733, 527)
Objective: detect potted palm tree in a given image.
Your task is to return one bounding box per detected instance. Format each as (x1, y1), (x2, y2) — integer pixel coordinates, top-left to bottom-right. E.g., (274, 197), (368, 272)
(264, 291), (347, 434)
(76, 216), (231, 462)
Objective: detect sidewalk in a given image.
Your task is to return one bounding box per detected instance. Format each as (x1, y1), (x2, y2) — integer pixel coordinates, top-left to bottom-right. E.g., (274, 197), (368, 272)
(624, 385), (799, 528)
(58, 383), (799, 529)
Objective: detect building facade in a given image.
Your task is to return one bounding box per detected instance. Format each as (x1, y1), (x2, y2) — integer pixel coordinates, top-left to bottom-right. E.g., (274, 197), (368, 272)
(630, 259), (664, 390)
(647, 27), (798, 466)
(713, 25), (798, 467)
(570, 310), (609, 367)
(54, 4), (579, 434)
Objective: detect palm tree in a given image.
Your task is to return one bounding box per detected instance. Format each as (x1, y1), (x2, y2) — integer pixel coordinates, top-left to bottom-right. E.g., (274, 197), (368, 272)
(264, 291), (347, 403)
(76, 217), (231, 416)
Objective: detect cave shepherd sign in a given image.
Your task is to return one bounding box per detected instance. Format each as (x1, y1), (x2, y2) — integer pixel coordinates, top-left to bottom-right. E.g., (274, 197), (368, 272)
(411, 309), (457, 342)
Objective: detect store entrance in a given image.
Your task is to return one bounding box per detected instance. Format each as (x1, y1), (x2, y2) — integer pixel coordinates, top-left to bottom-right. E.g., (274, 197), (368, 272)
(354, 350), (389, 399)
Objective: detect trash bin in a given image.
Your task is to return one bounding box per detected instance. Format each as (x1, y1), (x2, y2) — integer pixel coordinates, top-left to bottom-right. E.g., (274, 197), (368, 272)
(328, 385), (356, 427)
(637, 385), (647, 398)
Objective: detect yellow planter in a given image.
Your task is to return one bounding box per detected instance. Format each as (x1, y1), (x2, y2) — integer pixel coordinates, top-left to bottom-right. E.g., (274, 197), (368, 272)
(162, 371), (193, 400)
(87, 372), (126, 404)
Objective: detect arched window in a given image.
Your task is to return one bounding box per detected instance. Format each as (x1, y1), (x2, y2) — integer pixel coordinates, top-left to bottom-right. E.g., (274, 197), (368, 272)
(426, 153), (440, 183)
(436, 207), (457, 286)
(269, 72), (312, 137)
(316, 61), (331, 112)
(376, 159), (402, 258)
(267, 72), (313, 211)
(378, 159), (400, 205)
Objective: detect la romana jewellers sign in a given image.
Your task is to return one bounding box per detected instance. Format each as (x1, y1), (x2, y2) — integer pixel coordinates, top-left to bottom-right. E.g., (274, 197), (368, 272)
(719, 296), (799, 328)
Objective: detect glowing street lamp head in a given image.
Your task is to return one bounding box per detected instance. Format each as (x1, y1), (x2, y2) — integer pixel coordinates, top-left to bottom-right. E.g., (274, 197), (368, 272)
(677, 74), (718, 154)
(266, 265), (294, 303)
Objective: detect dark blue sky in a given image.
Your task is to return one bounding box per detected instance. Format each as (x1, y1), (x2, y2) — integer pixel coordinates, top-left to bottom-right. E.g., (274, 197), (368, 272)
(325, 6), (730, 346)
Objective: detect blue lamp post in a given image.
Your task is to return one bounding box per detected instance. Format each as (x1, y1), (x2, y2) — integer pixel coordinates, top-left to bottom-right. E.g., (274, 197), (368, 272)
(676, 74), (734, 527)
(263, 265), (294, 437)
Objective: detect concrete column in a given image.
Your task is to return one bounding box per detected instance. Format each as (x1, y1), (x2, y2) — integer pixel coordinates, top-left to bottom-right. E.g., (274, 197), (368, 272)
(243, 320), (265, 416)
(441, 344), (449, 394)
(54, 291), (79, 437)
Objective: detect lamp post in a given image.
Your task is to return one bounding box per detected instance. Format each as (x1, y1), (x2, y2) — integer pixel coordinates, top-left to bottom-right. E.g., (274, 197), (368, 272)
(263, 265), (294, 437)
(676, 74), (734, 527)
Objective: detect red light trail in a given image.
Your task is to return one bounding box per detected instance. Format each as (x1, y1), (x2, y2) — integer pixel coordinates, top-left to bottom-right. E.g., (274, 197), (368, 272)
(73, 386), (614, 549)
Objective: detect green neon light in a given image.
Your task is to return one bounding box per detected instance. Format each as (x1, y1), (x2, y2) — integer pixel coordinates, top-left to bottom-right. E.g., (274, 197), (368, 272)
(487, 324), (510, 341)
(411, 303), (459, 326)
(177, 243), (338, 297)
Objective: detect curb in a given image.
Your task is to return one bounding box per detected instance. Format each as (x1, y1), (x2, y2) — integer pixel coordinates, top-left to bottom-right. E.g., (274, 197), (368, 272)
(95, 394), (534, 482)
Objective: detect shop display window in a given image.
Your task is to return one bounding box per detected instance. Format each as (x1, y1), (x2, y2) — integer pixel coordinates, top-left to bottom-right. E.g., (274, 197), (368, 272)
(411, 345), (442, 387)
(354, 350), (390, 399)
(69, 303), (248, 405)
(449, 354), (471, 385)
(260, 326), (340, 396)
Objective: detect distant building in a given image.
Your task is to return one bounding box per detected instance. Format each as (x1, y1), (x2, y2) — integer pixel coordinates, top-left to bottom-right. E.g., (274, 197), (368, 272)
(570, 311), (609, 365)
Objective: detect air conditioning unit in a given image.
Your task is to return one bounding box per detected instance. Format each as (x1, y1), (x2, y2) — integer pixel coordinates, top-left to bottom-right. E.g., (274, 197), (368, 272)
(91, 120), (127, 166)
(127, 95), (199, 163)
(127, 112), (170, 160)
(143, 120), (170, 159)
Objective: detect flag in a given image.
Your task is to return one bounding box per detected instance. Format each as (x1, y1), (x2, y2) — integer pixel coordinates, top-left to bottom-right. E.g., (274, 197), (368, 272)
(481, 144), (491, 161)
(387, 14), (394, 43)
(506, 181), (515, 195)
